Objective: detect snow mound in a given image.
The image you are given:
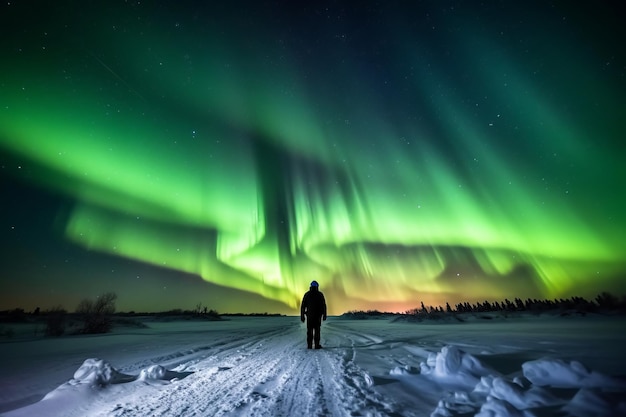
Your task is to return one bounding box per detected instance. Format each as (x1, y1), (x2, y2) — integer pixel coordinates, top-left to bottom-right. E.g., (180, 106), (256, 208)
(391, 345), (626, 417)
(474, 375), (559, 410)
(65, 358), (190, 390)
(420, 345), (496, 389)
(72, 358), (133, 385)
(522, 358), (626, 388)
(138, 364), (167, 381)
(9, 358), (190, 417)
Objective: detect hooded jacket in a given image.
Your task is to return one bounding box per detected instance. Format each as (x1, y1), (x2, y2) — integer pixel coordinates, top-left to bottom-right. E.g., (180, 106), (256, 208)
(301, 286), (327, 320)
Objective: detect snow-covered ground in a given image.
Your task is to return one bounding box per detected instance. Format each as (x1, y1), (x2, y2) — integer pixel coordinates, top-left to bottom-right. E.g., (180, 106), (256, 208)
(1, 315), (625, 416)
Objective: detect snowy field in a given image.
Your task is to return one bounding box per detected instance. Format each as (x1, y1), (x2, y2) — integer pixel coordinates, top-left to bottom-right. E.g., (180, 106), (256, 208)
(1, 315), (625, 417)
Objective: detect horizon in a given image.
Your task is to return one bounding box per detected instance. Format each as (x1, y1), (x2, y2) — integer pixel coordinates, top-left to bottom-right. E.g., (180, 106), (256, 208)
(1, 2), (625, 315)
(2, 290), (622, 317)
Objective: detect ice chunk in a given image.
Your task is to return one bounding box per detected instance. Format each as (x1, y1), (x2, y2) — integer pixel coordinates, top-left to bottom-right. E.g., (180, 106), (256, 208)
(430, 400), (454, 417)
(363, 372), (374, 387)
(421, 345), (496, 390)
(522, 358), (625, 389)
(489, 377), (559, 410)
(389, 365), (417, 376)
(475, 396), (537, 417)
(434, 345), (462, 375)
(512, 376), (527, 388)
(474, 375), (496, 395)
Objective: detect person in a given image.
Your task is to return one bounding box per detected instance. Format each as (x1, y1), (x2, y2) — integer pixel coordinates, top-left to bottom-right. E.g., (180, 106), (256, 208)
(300, 280), (327, 349)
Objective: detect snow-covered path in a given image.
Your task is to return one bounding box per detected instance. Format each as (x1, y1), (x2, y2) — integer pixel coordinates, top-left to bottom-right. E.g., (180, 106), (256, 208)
(99, 321), (392, 417)
(2, 316), (626, 416)
(2, 318), (398, 417)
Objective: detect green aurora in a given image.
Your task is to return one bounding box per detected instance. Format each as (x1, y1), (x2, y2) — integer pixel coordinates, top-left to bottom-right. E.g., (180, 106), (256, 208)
(1, 2), (624, 313)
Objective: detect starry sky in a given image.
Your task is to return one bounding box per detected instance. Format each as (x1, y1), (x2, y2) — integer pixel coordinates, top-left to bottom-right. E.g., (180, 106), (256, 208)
(1, 1), (625, 315)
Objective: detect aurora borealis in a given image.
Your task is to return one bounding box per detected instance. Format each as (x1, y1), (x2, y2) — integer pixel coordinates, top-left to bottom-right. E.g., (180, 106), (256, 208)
(1, 1), (625, 314)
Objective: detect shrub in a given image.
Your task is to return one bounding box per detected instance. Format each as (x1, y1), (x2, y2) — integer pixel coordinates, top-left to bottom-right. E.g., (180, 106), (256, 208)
(76, 292), (117, 334)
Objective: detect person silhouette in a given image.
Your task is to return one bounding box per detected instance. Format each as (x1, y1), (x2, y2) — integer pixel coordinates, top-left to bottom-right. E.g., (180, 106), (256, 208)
(300, 280), (327, 349)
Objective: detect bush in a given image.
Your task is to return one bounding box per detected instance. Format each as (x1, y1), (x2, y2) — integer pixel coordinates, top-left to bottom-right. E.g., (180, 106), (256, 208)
(45, 306), (67, 337)
(76, 292), (117, 334)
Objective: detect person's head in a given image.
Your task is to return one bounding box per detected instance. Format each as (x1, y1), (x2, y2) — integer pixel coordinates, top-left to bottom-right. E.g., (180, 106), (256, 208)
(310, 280), (319, 290)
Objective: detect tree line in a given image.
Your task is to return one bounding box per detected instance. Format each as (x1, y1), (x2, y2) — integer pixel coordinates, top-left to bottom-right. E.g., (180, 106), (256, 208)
(406, 292), (625, 316)
(343, 292), (626, 319)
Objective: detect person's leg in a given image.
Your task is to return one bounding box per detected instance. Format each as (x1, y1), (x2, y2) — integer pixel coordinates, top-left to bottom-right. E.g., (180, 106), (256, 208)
(306, 322), (313, 349)
(314, 317), (322, 348)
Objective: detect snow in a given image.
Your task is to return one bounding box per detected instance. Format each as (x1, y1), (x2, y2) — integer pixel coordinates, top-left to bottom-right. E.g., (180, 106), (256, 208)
(522, 358), (626, 389)
(1, 315), (625, 416)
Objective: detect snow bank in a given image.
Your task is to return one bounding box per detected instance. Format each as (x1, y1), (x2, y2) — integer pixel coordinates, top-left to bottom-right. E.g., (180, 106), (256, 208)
(388, 345), (626, 417)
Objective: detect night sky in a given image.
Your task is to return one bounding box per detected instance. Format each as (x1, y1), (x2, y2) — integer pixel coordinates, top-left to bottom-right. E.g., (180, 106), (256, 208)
(1, 1), (625, 315)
